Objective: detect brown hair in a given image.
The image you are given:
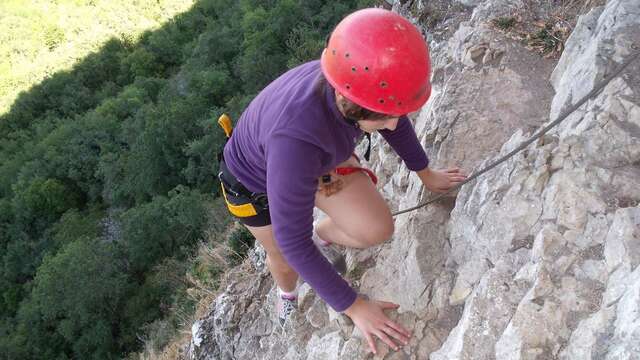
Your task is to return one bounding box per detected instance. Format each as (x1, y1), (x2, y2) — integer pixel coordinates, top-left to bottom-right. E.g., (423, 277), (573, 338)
(336, 95), (397, 121)
(316, 73), (396, 121)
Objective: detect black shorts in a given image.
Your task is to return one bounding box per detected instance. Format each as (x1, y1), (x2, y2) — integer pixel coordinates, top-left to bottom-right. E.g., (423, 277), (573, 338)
(218, 160), (271, 227)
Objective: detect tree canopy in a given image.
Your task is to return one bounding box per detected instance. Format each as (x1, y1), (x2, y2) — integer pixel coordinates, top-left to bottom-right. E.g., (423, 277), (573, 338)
(0, 0), (376, 358)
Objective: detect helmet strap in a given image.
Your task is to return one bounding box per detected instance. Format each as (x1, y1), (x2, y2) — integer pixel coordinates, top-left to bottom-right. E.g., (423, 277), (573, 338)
(344, 116), (359, 128)
(336, 92), (372, 161)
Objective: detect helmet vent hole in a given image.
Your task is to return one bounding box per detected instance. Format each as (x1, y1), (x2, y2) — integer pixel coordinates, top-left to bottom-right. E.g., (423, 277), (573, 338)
(397, 101), (402, 106)
(351, 66), (357, 72)
(332, 49), (337, 55)
(345, 84), (351, 90)
(378, 99), (385, 104)
(380, 81), (388, 88)
(364, 66), (369, 71)
(345, 53), (350, 58)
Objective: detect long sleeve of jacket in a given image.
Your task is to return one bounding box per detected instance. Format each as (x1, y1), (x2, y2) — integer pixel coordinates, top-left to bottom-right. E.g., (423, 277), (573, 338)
(265, 133), (358, 312)
(378, 116), (429, 171)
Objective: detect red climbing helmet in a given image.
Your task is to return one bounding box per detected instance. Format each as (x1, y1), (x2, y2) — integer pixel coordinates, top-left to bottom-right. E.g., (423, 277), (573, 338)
(321, 8), (431, 116)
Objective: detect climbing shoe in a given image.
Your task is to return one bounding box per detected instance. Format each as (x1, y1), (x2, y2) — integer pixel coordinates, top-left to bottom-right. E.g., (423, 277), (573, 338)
(277, 294), (298, 326)
(317, 244), (347, 275)
(312, 232), (347, 275)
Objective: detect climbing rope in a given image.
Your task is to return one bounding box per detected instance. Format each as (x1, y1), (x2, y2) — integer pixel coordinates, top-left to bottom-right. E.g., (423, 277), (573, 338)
(392, 51), (640, 217)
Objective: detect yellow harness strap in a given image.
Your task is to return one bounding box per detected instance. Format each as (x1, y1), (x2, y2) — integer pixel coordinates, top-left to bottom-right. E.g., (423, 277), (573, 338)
(218, 113), (233, 138)
(217, 113), (260, 218)
(220, 184), (258, 217)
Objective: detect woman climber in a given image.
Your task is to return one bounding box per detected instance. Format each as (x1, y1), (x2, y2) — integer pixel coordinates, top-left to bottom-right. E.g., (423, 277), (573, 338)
(217, 8), (466, 355)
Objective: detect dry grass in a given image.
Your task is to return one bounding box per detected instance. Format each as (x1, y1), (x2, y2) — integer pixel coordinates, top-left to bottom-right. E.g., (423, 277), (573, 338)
(492, 16), (518, 30)
(489, 0), (606, 58)
(527, 19), (571, 57)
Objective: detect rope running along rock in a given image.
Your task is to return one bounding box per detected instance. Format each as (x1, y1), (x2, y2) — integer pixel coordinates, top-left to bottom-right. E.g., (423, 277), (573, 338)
(392, 51), (640, 217)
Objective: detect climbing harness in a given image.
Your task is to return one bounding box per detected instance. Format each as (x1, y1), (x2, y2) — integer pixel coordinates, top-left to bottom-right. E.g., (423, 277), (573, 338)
(335, 165), (378, 185)
(217, 114), (269, 218)
(218, 159), (269, 218)
(318, 153), (378, 197)
(216, 114), (378, 213)
(392, 51), (640, 217)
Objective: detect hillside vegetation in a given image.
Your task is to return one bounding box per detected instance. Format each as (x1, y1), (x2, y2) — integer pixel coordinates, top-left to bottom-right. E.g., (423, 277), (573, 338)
(0, 0), (374, 358)
(0, 0), (195, 115)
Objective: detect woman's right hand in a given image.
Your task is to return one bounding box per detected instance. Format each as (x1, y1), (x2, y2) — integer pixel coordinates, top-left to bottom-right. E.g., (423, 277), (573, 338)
(343, 296), (412, 355)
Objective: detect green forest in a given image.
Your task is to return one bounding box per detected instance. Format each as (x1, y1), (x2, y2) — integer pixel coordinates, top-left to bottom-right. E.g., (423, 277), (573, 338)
(0, 0), (375, 358)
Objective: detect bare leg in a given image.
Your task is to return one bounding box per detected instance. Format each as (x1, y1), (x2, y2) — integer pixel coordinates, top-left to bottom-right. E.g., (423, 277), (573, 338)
(242, 156), (392, 291)
(315, 216), (377, 249)
(315, 158), (394, 249)
(244, 224), (298, 292)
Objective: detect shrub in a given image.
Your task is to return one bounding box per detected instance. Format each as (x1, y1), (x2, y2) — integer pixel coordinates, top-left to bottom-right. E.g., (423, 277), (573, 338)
(226, 225), (255, 265)
(44, 25), (65, 51)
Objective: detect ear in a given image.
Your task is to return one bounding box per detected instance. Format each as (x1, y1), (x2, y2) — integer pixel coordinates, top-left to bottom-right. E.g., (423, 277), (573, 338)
(334, 91), (346, 116)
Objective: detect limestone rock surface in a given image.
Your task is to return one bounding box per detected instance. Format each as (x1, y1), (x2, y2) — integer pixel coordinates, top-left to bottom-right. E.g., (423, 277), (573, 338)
(185, 0), (640, 359)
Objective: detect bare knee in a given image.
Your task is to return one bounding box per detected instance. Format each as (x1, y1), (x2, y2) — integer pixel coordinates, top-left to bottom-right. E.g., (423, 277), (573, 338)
(352, 217), (395, 248)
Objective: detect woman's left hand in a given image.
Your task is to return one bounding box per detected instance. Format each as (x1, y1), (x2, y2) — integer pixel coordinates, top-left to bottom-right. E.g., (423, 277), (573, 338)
(417, 167), (467, 193)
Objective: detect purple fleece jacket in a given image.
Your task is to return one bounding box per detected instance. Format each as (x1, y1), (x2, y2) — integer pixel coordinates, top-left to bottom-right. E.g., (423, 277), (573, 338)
(223, 60), (429, 312)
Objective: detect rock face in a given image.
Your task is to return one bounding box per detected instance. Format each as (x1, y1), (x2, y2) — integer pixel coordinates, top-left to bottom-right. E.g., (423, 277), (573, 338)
(185, 0), (640, 359)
